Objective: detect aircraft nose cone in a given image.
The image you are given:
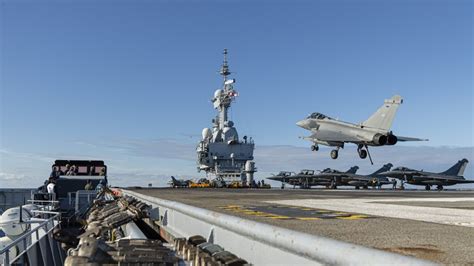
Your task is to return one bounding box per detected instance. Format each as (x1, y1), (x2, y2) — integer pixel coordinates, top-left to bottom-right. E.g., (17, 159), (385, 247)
(296, 119), (310, 130)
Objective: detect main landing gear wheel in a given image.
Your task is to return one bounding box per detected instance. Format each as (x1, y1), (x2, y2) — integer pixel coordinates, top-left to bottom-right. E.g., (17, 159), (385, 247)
(425, 185), (431, 191)
(330, 149), (338, 159)
(311, 145), (319, 151)
(437, 185), (443, 191)
(359, 149), (367, 159)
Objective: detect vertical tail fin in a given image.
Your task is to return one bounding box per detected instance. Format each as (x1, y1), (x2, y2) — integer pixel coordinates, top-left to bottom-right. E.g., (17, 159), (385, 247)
(440, 159), (469, 176)
(346, 166), (359, 174)
(362, 95), (403, 131)
(370, 163), (393, 176)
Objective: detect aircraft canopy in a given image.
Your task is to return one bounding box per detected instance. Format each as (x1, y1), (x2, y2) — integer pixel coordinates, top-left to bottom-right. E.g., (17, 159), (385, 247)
(307, 112), (330, 120)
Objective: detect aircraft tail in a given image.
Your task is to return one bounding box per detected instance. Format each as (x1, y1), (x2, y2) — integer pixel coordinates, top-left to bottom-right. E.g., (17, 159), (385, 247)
(370, 163), (393, 176)
(362, 95), (403, 131)
(440, 159), (469, 176)
(346, 166), (359, 174)
(171, 176), (177, 182)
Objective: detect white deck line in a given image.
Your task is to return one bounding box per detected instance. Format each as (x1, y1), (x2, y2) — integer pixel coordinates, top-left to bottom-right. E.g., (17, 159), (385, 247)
(267, 198), (474, 227)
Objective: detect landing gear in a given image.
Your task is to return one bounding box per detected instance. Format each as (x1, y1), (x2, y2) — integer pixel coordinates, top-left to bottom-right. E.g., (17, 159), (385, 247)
(437, 185), (443, 191)
(330, 149), (338, 159)
(363, 185), (368, 190)
(330, 179), (337, 189)
(425, 185), (431, 191)
(311, 145), (319, 151)
(355, 186), (360, 190)
(357, 144), (373, 164)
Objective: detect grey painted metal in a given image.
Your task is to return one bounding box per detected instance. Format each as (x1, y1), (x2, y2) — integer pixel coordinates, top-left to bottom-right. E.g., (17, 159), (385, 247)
(0, 189), (34, 211)
(0, 212), (61, 265)
(74, 190), (97, 214)
(123, 222), (147, 239)
(123, 190), (434, 266)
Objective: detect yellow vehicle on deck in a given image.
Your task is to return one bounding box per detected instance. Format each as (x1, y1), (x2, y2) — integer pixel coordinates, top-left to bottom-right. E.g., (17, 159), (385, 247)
(189, 178), (211, 188)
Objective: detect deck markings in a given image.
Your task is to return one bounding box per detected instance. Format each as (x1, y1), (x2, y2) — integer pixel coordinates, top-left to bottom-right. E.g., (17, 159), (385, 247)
(267, 197), (474, 227)
(218, 205), (373, 221)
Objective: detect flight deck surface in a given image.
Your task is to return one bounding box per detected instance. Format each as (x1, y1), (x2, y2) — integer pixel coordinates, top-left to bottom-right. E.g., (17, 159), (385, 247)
(129, 188), (474, 264)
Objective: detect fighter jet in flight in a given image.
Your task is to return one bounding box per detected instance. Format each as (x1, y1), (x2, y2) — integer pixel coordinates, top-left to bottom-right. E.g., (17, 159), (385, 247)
(380, 159), (472, 190)
(297, 95), (427, 164)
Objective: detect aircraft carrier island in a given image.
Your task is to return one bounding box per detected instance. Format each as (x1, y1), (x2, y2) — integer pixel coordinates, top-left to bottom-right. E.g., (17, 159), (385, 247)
(197, 49), (256, 187)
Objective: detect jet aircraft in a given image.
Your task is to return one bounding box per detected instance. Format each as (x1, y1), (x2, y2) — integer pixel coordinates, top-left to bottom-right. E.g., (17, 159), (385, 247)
(297, 95), (427, 164)
(342, 163), (394, 189)
(267, 164), (393, 189)
(379, 159), (473, 190)
(267, 166), (359, 189)
(169, 176), (191, 188)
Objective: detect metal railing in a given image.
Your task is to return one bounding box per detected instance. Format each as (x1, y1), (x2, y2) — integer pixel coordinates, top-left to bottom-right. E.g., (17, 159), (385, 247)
(0, 211), (61, 265)
(122, 189), (435, 266)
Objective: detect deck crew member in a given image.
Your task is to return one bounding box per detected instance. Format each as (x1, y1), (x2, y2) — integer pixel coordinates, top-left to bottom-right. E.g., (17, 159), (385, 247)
(84, 180), (93, 190)
(47, 178), (57, 200)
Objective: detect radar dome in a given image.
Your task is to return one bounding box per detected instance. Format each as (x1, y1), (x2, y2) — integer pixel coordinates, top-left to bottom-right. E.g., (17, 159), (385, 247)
(202, 128), (211, 140)
(214, 89), (223, 98)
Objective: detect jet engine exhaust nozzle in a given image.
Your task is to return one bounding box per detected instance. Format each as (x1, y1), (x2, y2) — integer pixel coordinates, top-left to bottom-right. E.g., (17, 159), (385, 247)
(386, 134), (398, 145)
(373, 134), (387, 146)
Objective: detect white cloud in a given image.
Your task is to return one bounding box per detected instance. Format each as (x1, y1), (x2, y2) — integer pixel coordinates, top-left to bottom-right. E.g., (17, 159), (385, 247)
(1, 140), (473, 189)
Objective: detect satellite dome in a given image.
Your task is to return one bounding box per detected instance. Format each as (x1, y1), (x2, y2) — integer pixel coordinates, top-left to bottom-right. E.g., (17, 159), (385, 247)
(214, 89), (223, 98)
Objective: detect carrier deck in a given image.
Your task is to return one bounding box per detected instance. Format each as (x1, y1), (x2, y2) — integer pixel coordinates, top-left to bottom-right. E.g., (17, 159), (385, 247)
(125, 188), (474, 264)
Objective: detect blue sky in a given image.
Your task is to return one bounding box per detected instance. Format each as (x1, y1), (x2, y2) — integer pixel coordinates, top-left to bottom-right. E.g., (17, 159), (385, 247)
(0, 0), (473, 188)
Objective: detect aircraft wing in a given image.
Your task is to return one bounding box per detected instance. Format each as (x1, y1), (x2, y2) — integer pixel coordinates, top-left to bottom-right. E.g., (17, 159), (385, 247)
(421, 175), (474, 183)
(344, 174), (372, 181)
(397, 136), (429, 142)
(316, 172), (352, 178)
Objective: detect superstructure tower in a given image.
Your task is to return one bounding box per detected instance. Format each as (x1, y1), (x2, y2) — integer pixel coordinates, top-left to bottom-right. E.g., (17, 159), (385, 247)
(196, 49), (256, 186)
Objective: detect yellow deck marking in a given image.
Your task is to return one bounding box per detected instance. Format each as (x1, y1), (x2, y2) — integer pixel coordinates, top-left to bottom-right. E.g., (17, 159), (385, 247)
(269, 216), (292, 219)
(336, 215), (369, 220)
(218, 205), (371, 221)
(296, 217), (321, 221)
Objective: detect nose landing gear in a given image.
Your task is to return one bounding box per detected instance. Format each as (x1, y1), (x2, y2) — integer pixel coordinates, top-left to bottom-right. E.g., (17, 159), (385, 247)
(311, 145), (319, 151)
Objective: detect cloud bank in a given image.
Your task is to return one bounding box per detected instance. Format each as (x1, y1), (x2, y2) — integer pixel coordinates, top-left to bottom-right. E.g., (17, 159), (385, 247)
(1, 139), (473, 189)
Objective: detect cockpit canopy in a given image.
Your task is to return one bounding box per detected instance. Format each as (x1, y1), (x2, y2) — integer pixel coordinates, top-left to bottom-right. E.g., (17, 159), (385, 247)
(307, 112), (330, 120)
(392, 167), (414, 172)
(298, 169), (314, 175)
(277, 171), (293, 177)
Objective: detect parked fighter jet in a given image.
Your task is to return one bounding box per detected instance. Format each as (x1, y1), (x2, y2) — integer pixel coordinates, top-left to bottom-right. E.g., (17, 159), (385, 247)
(380, 159), (472, 190)
(267, 166), (359, 189)
(297, 95), (427, 164)
(169, 176), (191, 188)
(342, 163), (394, 189)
